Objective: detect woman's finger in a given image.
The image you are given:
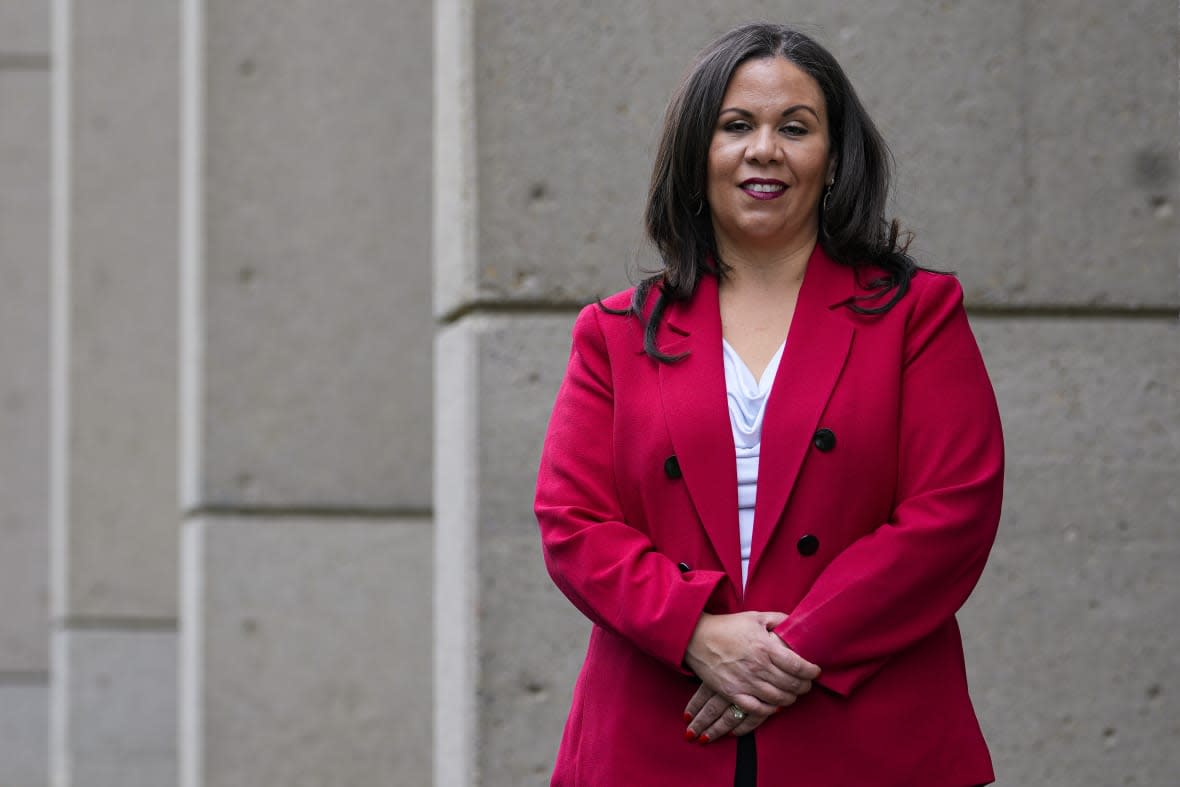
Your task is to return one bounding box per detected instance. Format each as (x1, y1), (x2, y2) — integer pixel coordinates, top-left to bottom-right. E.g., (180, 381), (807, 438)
(685, 692), (732, 740)
(745, 678), (805, 707)
(731, 710), (773, 737)
(697, 696), (763, 743)
(765, 639), (821, 680)
(683, 684), (715, 721)
(749, 664), (813, 699)
(754, 611), (788, 630)
(693, 693), (778, 740)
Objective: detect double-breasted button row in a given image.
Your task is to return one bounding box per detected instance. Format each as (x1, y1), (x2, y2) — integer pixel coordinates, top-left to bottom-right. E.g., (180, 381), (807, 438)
(803, 428), (831, 557)
(665, 446), (820, 557)
(664, 429), (834, 481)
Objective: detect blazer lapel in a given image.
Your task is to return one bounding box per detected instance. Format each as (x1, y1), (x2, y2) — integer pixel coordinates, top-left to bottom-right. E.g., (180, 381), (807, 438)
(657, 275), (744, 592)
(747, 246), (855, 580)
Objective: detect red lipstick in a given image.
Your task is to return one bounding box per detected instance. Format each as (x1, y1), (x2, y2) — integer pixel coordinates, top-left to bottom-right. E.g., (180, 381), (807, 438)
(740, 178), (787, 200)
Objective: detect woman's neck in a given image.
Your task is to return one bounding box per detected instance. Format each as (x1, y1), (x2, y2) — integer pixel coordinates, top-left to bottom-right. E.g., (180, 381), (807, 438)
(716, 234), (816, 296)
(715, 235), (816, 379)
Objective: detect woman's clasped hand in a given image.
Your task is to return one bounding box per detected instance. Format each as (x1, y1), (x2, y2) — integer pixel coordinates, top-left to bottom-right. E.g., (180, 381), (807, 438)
(682, 612), (820, 743)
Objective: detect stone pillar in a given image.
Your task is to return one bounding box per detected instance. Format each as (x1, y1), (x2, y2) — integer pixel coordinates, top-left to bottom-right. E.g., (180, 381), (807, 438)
(434, 1), (1179, 784)
(0, 2), (51, 785)
(432, 1), (656, 782)
(177, 1), (434, 784)
(48, 0), (181, 784)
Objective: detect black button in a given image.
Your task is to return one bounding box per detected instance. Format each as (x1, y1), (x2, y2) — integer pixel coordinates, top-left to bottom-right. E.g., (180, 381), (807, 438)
(812, 428), (836, 452)
(797, 535), (820, 556)
(664, 455), (682, 479)
(677, 562), (691, 573)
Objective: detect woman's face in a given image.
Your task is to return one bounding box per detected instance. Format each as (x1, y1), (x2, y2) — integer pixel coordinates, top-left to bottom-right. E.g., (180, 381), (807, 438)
(706, 56), (835, 256)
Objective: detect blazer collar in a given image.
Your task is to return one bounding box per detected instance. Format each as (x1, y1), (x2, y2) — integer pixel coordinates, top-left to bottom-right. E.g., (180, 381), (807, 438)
(656, 273), (742, 590)
(660, 244), (858, 341)
(655, 244), (857, 593)
(747, 246), (855, 583)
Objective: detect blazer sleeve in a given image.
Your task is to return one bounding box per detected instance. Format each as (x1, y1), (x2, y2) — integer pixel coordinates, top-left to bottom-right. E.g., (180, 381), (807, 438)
(535, 304), (727, 672)
(775, 274), (1004, 696)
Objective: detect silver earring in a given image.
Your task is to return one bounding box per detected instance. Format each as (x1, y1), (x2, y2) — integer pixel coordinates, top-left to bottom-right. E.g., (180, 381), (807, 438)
(693, 199), (705, 216)
(821, 181), (835, 237)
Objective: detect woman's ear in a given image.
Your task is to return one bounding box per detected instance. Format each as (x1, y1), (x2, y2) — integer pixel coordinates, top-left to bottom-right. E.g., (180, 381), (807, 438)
(826, 157), (838, 185)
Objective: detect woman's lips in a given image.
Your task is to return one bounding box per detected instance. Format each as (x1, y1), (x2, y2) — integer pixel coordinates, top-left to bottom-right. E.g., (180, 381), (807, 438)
(740, 179), (787, 200)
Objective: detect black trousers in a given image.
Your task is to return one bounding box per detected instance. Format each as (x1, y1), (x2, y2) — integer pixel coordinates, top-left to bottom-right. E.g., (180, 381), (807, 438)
(733, 737), (992, 787)
(734, 733), (756, 787)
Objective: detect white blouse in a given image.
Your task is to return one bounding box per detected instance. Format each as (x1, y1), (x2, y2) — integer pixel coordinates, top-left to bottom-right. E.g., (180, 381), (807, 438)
(722, 337), (786, 588)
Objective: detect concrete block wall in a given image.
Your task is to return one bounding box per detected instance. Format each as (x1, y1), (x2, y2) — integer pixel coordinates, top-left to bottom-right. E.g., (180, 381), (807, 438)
(38, 0), (435, 784)
(435, 317), (592, 785)
(52, 631), (178, 787)
(0, 2), (51, 785)
(48, 0), (182, 783)
(1, 0), (1172, 784)
(181, 517), (430, 786)
(184, 0), (434, 509)
(435, 2), (1179, 785)
(963, 320), (1179, 785)
(178, 1), (434, 784)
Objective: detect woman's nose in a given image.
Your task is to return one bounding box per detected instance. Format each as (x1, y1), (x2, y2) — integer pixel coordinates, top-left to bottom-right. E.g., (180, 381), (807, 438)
(746, 128), (781, 163)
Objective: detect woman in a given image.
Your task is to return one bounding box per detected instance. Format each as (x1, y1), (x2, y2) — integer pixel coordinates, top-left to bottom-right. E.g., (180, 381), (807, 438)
(534, 22), (1003, 787)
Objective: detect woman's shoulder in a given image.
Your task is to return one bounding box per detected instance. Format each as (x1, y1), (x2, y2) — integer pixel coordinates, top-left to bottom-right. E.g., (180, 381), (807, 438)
(905, 268), (965, 317)
(843, 265), (967, 348)
(596, 287), (637, 314)
(892, 268), (976, 361)
(848, 264), (963, 316)
(569, 286), (641, 347)
(849, 262), (962, 304)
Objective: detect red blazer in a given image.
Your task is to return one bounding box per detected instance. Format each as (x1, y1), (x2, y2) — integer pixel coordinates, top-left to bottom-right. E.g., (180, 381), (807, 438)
(535, 244), (1004, 786)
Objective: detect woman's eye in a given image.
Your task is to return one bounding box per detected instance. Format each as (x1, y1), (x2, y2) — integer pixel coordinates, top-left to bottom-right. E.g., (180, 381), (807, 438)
(783, 124), (808, 136)
(724, 120), (751, 132)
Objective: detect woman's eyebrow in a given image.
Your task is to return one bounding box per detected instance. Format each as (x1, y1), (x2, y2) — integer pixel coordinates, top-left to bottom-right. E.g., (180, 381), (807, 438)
(781, 104), (820, 121)
(718, 104), (821, 121)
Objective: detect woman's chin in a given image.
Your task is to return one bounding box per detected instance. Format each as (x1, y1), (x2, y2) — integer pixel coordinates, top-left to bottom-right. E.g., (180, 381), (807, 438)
(719, 222), (815, 253)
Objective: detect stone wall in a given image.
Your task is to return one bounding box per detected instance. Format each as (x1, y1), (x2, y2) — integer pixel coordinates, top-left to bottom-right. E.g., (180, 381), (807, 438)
(1, 1), (1174, 785)
(39, 0), (434, 785)
(434, 2), (1178, 786)
(177, 1), (434, 784)
(48, 2), (183, 781)
(0, 2), (51, 785)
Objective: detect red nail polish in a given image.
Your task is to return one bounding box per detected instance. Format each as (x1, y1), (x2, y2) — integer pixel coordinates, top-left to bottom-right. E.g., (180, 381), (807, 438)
(698, 734), (710, 744)
(683, 729), (696, 741)
(683, 712), (692, 723)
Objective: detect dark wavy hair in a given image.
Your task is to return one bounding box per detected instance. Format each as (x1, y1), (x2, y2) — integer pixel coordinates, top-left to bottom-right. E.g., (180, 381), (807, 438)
(621, 22), (919, 362)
